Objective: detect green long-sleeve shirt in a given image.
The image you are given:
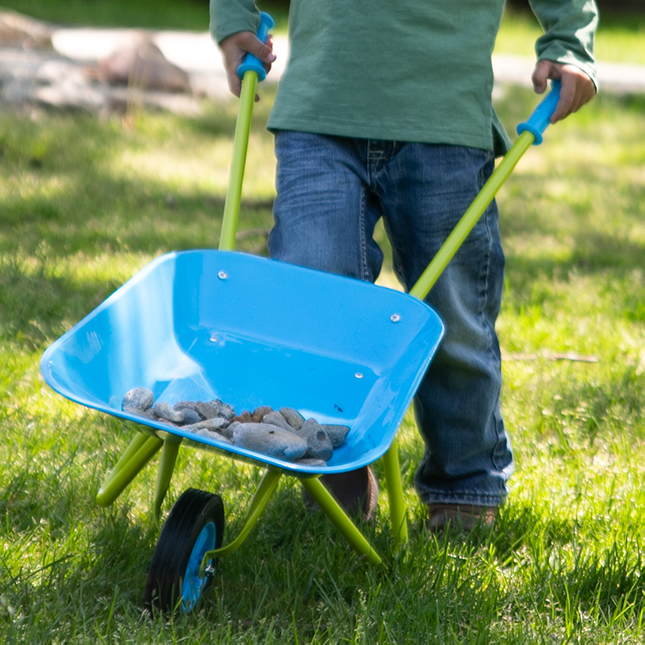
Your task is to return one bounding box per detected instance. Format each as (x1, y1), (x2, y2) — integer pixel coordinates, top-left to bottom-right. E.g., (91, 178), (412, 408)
(210, 0), (597, 155)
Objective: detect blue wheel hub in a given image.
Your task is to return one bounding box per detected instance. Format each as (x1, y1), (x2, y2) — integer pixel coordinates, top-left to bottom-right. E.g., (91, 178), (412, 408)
(182, 521), (216, 612)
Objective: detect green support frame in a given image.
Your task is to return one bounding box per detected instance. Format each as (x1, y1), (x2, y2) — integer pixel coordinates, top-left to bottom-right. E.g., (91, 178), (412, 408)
(96, 432), (163, 507)
(382, 439), (408, 551)
(153, 438), (182, 524)
(300, 477), (382, 565)
(200, 465), (383, 573)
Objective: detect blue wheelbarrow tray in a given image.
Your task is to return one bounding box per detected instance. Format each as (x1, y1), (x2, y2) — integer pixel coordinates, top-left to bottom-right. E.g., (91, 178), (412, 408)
(40, 249), (444, 475)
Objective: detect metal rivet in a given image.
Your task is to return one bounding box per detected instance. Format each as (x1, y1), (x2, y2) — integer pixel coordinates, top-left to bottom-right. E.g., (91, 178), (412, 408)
(218, 271), (228, 280)
(391, 313), (401, 322)
(355, 372), (364, 379)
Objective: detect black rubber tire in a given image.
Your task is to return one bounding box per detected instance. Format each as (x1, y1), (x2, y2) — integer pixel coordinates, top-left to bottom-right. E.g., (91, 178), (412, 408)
(144, 488), (224, 614)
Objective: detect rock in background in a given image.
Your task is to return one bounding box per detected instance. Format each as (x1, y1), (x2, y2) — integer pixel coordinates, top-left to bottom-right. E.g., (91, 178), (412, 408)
(0, 9), (53, 49)
(0, 10), (214, 115)
(97, 36), (190, 93)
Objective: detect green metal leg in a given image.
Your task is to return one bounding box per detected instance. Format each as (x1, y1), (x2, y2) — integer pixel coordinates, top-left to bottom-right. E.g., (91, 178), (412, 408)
(96, 433), (163, 507)
(206, 467), (282, 561)
(382, 439), (409, 551)
(301, 477), (382, 566)
(153, 438), (182, 524)
(104, 431), (149, 476)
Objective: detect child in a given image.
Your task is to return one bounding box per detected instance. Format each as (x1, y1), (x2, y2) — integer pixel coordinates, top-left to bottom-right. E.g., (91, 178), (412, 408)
(210, 0), (598, 530)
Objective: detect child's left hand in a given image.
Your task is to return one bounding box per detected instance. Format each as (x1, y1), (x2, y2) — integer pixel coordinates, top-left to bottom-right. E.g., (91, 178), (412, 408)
(532, 60), (596, 123)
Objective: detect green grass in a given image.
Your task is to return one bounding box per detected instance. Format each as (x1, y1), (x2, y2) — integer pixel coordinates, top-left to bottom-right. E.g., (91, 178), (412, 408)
(1, 0), (209, 30)
(0, 0), (290, 32)
(1, 81), (644, 641)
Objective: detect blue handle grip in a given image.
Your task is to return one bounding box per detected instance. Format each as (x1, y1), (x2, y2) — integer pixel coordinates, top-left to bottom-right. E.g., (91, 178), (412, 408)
(516, 80), (561, 145)
(237, 12), (274, 82)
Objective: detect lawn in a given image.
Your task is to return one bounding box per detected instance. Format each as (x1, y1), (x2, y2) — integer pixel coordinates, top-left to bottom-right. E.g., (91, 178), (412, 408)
(1, 6), (644, 645)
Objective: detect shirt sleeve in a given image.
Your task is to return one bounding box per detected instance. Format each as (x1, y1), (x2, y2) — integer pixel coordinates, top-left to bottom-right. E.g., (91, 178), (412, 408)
(528, 0), (598, 88)
(210, 0), (261, 44)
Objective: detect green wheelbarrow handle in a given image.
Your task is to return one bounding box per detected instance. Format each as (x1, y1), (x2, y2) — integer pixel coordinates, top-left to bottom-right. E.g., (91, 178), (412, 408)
(219, 12), (274, 252)
(409, 81), (562, 301)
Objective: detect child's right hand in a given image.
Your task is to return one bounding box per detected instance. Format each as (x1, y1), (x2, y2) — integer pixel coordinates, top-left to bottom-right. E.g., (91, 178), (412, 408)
(219, 31), (276, 99)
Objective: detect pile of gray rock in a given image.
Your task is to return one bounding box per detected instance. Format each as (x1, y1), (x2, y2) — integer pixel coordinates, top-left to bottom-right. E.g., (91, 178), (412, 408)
(122, 387), (349, 467)
(0, 9), (207, 114)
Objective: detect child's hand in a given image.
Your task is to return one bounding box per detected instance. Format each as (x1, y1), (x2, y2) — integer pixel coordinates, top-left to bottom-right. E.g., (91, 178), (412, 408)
(532, 60), (596, 124)
(219, 31), (276, 99)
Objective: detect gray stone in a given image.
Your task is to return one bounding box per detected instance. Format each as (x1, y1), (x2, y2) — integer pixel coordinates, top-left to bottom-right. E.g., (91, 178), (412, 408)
(279, 407), (305, 430)
(298, 418), (323, 440)
(217, 401), (236, 421)
(193, 417), (229, 433)
(189, 426), (233, 445)
(153, 401), (185, 424)
(262, 411), (293, 433)
(232, 423), (307, 461)
(306, 429), (333, 461)
(221, 420), (239, 440)
(194, 401), (219, 419)
(122, 387), (154, 412)
(320, 424), (350, 448)
(298, 418), (334, 461)
(173, 400), (201, 413)
(295, 458), (328, 468)
(208, 399), (236, 420)
(219, 402), (236, 421)
(123, 405), (156, 420)
(178, 408), (201, 425)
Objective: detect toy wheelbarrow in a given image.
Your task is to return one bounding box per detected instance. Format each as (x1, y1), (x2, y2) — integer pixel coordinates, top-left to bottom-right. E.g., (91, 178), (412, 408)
(40, 12), (562, 614)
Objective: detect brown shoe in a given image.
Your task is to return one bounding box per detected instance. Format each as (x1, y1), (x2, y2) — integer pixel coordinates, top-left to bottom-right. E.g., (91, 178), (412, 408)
(303, 466), (379, 522)
(427, 504), (497, 533)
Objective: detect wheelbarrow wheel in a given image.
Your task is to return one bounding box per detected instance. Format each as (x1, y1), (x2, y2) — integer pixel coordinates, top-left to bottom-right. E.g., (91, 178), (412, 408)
(144, 488), (224, 614)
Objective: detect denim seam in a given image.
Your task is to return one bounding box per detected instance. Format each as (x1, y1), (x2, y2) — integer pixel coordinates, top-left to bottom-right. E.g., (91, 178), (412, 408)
(362, 141), (378, 281)
(479, 161), (494, 354)
(358, 185), (369, 281)
(480, 156), (508, 473)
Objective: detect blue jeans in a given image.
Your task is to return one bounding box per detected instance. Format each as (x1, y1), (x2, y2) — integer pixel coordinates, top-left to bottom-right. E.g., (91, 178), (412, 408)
(269, 131), (513, 507)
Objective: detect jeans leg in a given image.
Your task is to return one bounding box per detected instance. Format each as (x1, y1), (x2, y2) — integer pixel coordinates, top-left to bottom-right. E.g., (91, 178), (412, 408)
(269, 130), (384, 519)
(376, 144), (513, 507)
(269, 131), (383, 282)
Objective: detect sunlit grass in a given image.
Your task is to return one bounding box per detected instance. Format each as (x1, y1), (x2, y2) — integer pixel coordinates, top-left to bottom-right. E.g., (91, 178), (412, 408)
(0, 79), (644, 644)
